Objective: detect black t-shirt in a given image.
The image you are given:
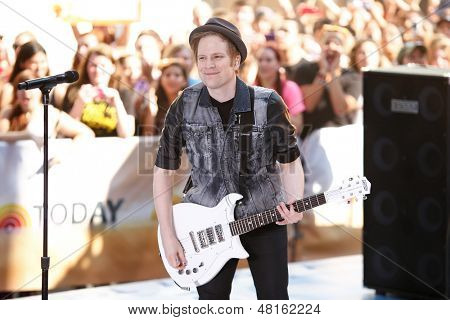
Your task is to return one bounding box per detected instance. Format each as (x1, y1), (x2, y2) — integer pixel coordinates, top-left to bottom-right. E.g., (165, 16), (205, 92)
(210, 96), (233, 129)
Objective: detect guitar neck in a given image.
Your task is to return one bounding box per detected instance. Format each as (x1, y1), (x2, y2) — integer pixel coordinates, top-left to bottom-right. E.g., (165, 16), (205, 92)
(229, 193), (327, 236)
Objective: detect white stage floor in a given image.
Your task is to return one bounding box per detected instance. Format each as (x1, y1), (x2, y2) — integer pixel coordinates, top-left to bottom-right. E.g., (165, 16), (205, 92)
(24, 255), (397, 300)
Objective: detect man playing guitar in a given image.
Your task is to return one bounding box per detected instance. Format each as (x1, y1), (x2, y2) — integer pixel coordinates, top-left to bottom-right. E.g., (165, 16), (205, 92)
(153, 17), (304, 300)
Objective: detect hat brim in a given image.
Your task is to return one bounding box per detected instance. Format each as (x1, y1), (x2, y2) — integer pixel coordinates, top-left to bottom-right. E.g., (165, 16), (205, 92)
(189, 24), (247, 63)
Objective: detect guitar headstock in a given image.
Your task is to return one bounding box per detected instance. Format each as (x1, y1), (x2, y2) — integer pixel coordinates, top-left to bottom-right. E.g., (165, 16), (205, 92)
(324, 176), (371, 204)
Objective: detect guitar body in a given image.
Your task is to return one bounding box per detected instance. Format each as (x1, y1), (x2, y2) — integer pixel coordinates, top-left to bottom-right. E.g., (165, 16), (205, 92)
(157, 193), (248, 291)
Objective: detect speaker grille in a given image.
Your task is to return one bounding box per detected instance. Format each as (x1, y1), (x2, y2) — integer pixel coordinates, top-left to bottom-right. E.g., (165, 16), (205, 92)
(363, 68), (450, 298)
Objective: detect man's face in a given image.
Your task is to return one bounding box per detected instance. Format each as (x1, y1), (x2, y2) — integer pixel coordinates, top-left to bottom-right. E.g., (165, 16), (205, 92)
(405, 48), (427, 65)
(196, 35), (238, 90)
(321, 33), (344, 65)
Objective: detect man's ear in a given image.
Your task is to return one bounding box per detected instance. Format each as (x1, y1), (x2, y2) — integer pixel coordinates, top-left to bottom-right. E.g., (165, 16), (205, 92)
(234, 56), (241, 70)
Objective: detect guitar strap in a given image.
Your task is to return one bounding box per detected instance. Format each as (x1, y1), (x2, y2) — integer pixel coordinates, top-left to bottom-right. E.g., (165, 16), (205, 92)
(237, 86), (255, 185)
(183, 87), (255, 196)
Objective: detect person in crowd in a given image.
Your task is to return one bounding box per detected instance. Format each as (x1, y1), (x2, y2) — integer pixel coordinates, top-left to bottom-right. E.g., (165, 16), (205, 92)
(63, 44), (135, 138)
(0, 41), (49, 110)
(148, 58), (188, 136)
(254, 43), (304, 132)
(72, 32), (99, 71)
(0, 33), (12, 83)
(12, 31), (36, 56)
(192, 1), (213, 27)
(253, 6), (276, 39)
(0, 70), (94, 142)
(380, 23), (404, 66)
(436, 15), (450, 38)
(427, 35), (450, 68)
(163, 44), (200, 86)
(276, 19), (309, 79)
(51, 32), (100, 111)
(345, 39), (382, 123)
(292, 24), (360, 137)
(233, 1), (267, 56)
(135, 30), (164, 85)
(114, 53), (149, 135)
(397, 41), (428, 65)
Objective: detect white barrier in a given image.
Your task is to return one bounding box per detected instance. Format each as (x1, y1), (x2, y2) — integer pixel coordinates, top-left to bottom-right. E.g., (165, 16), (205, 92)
(0, 137), (190, 291)
(300, 124), (364, 227)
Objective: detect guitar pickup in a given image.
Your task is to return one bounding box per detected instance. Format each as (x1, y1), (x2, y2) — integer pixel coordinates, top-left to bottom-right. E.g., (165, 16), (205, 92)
(206, 227), (216, 245)
(189, 231), (200, 253)
(197, 230), (208, 249)
(215, 225), (225, 242)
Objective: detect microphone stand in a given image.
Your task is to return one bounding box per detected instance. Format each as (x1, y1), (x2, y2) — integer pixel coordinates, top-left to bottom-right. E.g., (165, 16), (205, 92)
(17, 70), (78, 300)
(40, 85), (54, 300)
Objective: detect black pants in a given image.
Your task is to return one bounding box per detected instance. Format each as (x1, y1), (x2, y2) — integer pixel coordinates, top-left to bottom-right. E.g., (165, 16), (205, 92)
(197, 224), (289, 300)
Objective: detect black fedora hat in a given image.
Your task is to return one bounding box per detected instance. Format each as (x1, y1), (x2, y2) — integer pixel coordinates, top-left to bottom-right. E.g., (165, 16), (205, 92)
(189, 17), (247, 63)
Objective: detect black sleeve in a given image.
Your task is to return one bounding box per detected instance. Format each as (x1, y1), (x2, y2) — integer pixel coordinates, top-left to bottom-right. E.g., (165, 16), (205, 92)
(267, 91), (301, 164)
(154, 94), (185, 170)
(293, 61), (319, 86)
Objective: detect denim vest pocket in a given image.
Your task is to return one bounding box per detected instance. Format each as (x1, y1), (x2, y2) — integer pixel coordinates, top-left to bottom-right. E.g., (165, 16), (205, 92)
(184, 123), (212, 172)
(246, 126), (266, 174)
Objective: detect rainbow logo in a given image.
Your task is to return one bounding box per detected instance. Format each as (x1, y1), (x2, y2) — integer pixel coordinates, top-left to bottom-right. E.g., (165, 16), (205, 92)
(0, 204), (31, 231)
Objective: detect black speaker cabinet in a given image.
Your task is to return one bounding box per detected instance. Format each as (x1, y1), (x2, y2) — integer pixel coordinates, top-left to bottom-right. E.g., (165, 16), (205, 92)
(363, 66), (450, 299)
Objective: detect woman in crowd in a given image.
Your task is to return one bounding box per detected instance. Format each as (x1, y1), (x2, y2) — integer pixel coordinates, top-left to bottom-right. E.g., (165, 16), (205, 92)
(163, 44), (200, 86)
(63, 44), (135, 138)
(145, 58), (187, 136)
(135, 30), (164, 86)
(254, 43), (305, 132)
(344, 38), (382, 123)
(115, 53), (149, 135)
(0, 70), (94, 142)
(427, 35), (449, 68)
(51, 32), (100, 110)
(0, 41), (49, 110)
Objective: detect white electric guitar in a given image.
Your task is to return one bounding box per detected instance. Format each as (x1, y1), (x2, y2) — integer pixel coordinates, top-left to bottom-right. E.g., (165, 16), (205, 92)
(158, 176), (371, 290)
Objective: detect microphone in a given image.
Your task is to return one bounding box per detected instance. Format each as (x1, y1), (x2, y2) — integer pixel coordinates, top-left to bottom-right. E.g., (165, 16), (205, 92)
(17, 71), (79, 90)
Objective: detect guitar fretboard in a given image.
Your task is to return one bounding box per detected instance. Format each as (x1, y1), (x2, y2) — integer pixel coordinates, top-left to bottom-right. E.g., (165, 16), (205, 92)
(229, 193), (326, 236)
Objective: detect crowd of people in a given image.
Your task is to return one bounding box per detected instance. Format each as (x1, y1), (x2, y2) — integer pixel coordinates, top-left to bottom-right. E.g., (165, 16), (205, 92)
(0, 0), (449, 141)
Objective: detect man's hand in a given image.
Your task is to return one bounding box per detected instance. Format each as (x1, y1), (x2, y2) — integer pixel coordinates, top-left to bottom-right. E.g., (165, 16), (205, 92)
(162, 234), (187, 270)
(276, 202), (303, 225)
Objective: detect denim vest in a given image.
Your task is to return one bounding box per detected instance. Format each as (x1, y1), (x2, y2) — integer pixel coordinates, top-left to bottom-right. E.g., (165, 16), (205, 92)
(181, 78), (286, 219)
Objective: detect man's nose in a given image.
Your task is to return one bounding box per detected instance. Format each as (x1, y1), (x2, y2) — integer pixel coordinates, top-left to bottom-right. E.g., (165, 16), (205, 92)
(205, 58), (215, 68)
